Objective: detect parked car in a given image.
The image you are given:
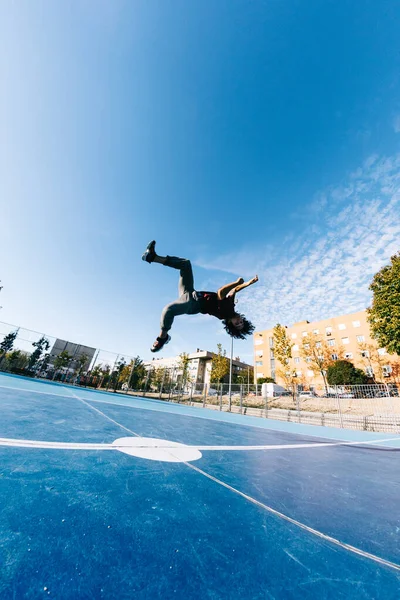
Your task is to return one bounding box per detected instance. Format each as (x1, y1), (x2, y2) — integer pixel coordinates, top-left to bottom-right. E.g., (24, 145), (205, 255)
(299, 391), (319, 398)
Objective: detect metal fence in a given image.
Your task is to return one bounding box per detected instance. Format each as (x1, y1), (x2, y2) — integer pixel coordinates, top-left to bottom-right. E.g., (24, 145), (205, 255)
(1, 322), (399, 433)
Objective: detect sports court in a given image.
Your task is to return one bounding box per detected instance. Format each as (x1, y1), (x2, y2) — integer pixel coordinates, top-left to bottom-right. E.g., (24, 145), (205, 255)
(1, 372), (399, 599)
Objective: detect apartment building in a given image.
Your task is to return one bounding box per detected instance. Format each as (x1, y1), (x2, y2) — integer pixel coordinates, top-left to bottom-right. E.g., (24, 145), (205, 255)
(254, 309), (399, 386)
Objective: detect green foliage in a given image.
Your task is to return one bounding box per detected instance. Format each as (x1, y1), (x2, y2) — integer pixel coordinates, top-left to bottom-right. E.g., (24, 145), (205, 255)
(368, 252), (400, 355)
(257, 377), (275, 384)
(76, 353), (90, 374)
(28, 336), (50, 371)
(0, 330), (18, 358)
(129, 356), (146, 389)
(273, 324), (293, 367)
(299, 334), (343, 392)
(54, 350), (73, 371)
(272, 323), (297, 393)
(210, 344), (230, 383)
(6, 350), (29, 371)
(178, 352), (191, 385)
(326, 360), (369, 386)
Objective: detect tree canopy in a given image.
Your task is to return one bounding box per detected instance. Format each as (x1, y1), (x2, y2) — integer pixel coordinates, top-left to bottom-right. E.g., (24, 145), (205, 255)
(326, 360), (369, 386)
(368, 252), (400, 355)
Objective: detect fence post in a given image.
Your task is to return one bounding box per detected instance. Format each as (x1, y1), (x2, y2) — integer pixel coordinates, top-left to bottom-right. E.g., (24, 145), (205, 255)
(295, 384), (301, 423)
(202, 383), (206, 408)
(219, 384), (222, 411)
(240, 384), (243, 415)
(334, 387), (344, 428)
(189, 382), (194, 405)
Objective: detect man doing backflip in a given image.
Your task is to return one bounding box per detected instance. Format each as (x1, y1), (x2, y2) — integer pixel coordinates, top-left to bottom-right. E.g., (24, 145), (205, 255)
(142, 241), (258, 352)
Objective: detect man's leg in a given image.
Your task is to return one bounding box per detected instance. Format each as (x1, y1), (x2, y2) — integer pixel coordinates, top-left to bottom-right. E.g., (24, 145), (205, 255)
(151, 294), (198, 352)
(151, 252), (195, 297)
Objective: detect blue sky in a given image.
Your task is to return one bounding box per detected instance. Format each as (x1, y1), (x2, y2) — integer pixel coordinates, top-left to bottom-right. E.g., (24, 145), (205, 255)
(1, 0), (400, 366)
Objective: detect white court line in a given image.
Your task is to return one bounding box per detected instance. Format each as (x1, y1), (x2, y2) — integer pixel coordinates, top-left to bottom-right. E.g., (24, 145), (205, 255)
(185, 461), (400, 573)
(1, 436), (399, 452)
(64, 387), (141, 438)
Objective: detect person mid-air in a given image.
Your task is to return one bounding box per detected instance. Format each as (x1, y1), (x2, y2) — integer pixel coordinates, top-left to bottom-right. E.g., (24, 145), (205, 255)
(142, 241), (258, 352)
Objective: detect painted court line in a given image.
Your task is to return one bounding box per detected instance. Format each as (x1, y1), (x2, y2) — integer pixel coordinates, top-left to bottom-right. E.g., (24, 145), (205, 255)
(1, 436), (399, 452)
(64, 387), (142, 438)
(185, 461), (400, 574)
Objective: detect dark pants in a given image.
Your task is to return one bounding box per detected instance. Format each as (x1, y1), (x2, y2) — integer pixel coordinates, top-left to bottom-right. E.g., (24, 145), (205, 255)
(160, 257), (201, 332)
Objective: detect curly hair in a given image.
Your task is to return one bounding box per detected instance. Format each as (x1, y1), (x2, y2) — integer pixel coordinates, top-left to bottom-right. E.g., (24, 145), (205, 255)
(222, 313), (255, 340)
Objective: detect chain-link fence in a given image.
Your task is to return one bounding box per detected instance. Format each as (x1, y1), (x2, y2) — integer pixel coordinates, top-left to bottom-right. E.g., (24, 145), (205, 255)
(1, 322), (399, 433)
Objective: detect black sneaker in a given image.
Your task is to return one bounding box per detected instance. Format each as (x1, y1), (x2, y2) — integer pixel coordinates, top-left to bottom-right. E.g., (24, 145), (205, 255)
(142, 240), (156, 263)
(150, 334), (171, 353)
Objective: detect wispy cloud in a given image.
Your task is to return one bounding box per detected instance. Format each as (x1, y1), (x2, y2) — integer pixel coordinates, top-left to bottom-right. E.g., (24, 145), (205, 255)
(198, 153), (400, 331)
(393, 114), (400, 134)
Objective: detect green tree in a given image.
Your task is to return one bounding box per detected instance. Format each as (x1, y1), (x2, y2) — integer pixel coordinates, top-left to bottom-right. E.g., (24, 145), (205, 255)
(6, 350), (29, 371)
(178, 352), (191, 388)
(128, 356), (147, 389)
(299, 334), (343, 394)
(0, 330), (18, 366)
(76, 353), (89, 375)
(53, 350), (73, 378)
(368, 252), (400, 355)
(210, 344), (230, 383)
(28, 336), (50, 372)
(327, 360), (369, 386)
(273, 323), (296, 395)
(256, 376), (275, 384)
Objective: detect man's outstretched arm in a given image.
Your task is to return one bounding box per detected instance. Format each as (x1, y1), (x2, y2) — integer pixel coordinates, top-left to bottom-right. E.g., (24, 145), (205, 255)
(227, 275), (258, 297)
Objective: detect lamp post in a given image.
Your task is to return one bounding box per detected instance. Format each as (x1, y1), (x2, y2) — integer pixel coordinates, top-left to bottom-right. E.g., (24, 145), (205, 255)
(228, 336), (233, 410)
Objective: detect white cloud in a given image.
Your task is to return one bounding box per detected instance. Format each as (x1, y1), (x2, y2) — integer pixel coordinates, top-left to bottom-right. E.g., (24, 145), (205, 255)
(202, 153), (400, 332)
(393, 114), (400, 134)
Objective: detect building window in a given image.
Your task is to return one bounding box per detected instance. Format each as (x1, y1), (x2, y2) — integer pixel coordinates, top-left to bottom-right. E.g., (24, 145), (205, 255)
(383, 365), (392, 376)
(328, 339), (335, 346)
(361, 350), (370, 358)
(291, 333), (297, 339)
(357, 335), (365, 343)
(296, 370), (302, 376)
(294, 357), (300, 364)
(302, 331), (308, 337)
(293, 344), (299, 351)
(352, 320), (361, 328)
(331, 353), (338, 361)
(256, 361), (263, 366)
(378, 348), (386, 356)
(305, 357), (312, 363)
(307, 370), (314, 377)
(269, 337), (274, 348)
(270, 350), (274, 358)
(341, 337), (349, 345)
(316, 341), (322, 348)
(313, 329), (319, 335)
(255, 350), (263, 356)
(303, 343), (310, 349)
(345, 352), (353, 359)
(338, 323), (346, 330)
(255, 339), (263, 346)
(365, 366), (374, 377)
(326, 327), (333, 335)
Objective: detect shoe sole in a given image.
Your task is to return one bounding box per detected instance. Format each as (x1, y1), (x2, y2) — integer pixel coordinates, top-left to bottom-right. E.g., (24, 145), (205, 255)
(142, 240), (156, 263)
(150, 334), (171, 353)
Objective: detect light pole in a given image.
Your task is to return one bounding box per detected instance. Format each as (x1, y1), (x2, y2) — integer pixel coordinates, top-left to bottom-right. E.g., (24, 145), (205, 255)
(228, 336), (233, 410)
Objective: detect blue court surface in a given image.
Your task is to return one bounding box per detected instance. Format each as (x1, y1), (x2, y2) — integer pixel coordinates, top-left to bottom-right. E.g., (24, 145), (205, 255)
(0, 373), (399, 600)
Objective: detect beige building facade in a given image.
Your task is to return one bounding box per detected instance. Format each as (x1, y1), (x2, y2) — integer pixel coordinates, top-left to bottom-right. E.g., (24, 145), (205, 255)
(145, 349), (253, 386)
(254, 309), (400, 388)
